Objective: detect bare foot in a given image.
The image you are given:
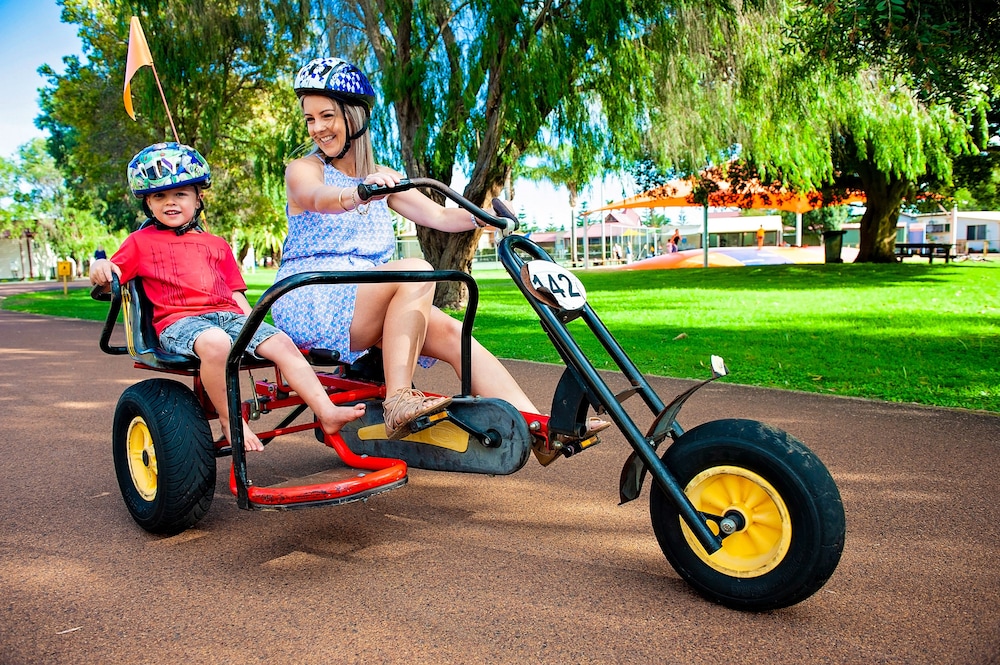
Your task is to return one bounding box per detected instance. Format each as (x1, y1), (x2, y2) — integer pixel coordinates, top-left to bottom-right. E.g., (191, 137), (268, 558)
(317, 402), (367, 436)
(241, 421), (265, 452)
(220, 418), (265, 452)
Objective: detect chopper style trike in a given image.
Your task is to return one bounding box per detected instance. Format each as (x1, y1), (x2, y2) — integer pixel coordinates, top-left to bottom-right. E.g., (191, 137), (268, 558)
(93, 178), (845, 611)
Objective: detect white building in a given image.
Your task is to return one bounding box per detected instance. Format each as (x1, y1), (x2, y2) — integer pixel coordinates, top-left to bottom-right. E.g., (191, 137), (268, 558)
(899, 209), (1000, 254)
(0, 231), (58, 280)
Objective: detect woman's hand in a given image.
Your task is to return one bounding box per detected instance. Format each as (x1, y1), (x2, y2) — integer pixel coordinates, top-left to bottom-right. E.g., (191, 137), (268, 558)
(360, 171), (401, 202)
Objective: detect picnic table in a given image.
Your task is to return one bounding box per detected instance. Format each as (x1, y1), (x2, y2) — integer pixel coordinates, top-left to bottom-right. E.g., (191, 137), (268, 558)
(894, 243), (954, 263)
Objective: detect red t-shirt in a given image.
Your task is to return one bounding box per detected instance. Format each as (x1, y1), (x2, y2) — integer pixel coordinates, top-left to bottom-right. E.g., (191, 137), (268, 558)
(110, 226), (247, 336)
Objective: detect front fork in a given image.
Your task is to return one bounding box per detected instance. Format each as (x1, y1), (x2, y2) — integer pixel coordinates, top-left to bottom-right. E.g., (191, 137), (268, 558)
(498, 235), (724, 555)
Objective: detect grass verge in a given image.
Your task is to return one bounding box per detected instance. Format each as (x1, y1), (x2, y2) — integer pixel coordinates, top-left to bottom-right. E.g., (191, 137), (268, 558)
(4, 262), (998, 412)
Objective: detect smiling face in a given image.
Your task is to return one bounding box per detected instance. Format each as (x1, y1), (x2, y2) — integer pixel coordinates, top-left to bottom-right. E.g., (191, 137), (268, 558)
(145, 185), (201, 228)
(301, 95), (350, 161)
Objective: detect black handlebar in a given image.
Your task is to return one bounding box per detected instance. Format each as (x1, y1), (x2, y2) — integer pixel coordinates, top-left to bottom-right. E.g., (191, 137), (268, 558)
(90, 272), (121, 302)
(357, 177), (518, 233)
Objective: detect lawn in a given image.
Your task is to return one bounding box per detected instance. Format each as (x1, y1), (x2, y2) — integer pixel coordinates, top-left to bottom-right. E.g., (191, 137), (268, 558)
(4, 261), (998, 412)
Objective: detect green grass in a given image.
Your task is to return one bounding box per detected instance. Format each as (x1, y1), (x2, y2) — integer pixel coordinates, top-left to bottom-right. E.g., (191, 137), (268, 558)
(4, 262), (999, 412)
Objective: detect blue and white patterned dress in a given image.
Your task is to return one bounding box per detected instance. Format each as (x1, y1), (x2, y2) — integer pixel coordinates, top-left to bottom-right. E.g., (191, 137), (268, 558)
(273, 158), (434, 367)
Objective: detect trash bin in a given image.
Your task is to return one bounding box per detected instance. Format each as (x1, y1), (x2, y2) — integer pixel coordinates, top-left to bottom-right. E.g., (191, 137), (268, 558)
(823, 230), (846, 263)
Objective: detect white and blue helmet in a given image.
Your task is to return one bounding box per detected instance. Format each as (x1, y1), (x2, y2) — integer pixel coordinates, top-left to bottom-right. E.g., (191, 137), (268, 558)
(293, 57), (375, 110)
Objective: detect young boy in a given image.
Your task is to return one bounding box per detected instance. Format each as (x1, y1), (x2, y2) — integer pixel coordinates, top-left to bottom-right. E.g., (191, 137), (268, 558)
(90, 142), (364, 451)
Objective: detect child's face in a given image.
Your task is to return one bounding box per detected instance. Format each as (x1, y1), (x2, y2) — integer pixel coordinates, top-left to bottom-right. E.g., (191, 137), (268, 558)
(301, 95), (349, 158)
(146, 185), (201, 227)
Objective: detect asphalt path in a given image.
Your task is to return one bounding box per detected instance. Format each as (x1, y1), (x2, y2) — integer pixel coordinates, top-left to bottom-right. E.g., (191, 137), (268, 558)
(1, 282), (999, 664)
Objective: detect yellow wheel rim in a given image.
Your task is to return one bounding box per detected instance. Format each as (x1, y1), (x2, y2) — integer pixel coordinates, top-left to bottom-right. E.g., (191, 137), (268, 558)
(126, 416), (157, 501)
(680, 465), (792, 577)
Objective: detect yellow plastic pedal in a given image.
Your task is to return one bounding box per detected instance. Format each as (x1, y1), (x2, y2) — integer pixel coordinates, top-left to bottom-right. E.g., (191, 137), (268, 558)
(356, 421), (469, 453)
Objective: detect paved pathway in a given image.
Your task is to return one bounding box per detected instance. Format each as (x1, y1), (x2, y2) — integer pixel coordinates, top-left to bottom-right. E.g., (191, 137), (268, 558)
(0, 295), (998, 664)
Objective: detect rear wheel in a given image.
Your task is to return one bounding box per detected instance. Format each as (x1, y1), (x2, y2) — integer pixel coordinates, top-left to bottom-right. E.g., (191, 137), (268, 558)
(112, 379), (215, 534)
(650, 419), (844, 610)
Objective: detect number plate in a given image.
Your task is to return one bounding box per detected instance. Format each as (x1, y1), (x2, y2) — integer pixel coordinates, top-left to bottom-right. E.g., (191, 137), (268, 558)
(524, 261), (587, 310)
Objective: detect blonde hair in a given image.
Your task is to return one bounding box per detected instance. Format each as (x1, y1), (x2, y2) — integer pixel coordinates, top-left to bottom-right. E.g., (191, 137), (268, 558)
(343, 104), (377, 177)
(300, 97), (377, 178)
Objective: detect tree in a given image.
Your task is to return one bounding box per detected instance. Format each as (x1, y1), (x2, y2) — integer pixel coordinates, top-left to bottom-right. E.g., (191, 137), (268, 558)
(641, 0), (978, 262)
(316, 0), (675, 306)
(791, 1), (1000, 112)
(38, 0), (312, 258)
(0, 138), (123, 269)
(0, 139), (65, 241)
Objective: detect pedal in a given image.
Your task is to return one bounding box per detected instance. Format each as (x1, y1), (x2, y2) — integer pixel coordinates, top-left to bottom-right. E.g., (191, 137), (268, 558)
(530, 431), (602, 467)
(356, 419), (470, 452)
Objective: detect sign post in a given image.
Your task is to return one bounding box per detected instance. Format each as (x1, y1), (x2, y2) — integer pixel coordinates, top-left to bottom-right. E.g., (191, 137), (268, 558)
(57, 261), (73, 295)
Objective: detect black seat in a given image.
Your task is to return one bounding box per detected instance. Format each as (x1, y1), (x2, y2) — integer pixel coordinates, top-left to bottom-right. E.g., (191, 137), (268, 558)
(122, 278), (201, 370)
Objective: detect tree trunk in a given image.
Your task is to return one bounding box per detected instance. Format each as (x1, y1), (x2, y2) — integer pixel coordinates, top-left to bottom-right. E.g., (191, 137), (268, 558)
(417, 226), (482, 309)
(854, 163), (911, 263)
(419, 57), (510, 309)
(419, 176), (507, 310)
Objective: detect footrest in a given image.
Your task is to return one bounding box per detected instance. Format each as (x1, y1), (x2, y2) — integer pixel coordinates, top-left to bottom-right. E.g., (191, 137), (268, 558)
(229, 433), (407, 509)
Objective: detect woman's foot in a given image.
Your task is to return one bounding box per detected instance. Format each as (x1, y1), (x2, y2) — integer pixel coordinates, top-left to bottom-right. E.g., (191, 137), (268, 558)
(383, 388), (452, 440)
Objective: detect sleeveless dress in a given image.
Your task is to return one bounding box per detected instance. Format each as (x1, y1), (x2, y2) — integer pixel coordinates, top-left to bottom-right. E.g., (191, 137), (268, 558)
(273, 159), (433, 367)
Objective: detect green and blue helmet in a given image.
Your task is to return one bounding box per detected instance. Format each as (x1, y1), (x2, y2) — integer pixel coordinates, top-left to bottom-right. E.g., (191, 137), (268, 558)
(127, 142), (211, 198)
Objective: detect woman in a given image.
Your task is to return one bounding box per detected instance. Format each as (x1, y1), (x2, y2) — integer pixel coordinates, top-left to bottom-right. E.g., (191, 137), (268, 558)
(275, 57), (607, 443)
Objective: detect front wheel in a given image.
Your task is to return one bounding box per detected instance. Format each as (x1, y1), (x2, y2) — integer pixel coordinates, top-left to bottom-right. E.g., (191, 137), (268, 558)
(112, 378), (216, 534)
(650, 419), (844, 611)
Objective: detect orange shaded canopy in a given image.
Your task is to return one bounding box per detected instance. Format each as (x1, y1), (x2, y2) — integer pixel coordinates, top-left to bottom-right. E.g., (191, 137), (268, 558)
(588, 167), (865, 215)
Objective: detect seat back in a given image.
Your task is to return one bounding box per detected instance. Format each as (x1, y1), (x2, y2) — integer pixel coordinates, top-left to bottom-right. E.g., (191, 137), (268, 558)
(122, 278), (199, 370)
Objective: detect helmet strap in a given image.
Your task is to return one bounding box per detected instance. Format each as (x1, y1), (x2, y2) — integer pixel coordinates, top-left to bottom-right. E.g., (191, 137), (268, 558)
(327, 100), (370, 161)
(146, 195), (204, 235)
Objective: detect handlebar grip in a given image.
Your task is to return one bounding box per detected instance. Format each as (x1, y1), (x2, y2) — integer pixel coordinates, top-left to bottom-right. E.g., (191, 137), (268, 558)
(491, 198), (518, 229)
(90, 272), (121, 301)
(357, 179), (414, 201)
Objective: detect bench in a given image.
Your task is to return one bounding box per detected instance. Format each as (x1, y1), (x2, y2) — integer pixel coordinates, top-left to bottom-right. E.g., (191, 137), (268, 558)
(894, 243), (954, 263)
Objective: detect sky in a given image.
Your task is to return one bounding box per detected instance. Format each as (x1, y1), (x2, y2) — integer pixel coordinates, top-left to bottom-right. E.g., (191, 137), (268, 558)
(0, 1), (83, 158)
(0, 1), (635, 228)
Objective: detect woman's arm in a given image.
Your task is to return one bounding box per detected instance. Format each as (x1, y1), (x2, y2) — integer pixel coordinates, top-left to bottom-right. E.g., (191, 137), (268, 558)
(286, 157), (485, 233)
(376, 167), (487, 233)
(285, 156), (364, 217)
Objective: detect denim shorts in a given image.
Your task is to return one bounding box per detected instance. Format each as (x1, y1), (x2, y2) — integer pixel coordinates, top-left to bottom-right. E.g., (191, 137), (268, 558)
(159, 312), (281, 360)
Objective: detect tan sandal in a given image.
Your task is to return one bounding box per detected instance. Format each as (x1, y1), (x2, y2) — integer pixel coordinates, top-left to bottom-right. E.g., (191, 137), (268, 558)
(383, 388), (453, 440)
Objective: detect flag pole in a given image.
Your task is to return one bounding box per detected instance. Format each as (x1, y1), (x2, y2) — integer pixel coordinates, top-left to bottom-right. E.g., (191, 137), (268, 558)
(124, 16), (179, 143)
(149, 63), (179, 143)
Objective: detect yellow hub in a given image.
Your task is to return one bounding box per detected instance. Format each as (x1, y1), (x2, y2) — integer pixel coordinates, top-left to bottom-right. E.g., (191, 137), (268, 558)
(680, 465), (791, 577)
(126, 416), (158, 501)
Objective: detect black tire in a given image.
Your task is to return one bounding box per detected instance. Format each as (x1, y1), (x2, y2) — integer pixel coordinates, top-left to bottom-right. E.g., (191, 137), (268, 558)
(650, 418), (845, 611)
(112, 378), (215, 535)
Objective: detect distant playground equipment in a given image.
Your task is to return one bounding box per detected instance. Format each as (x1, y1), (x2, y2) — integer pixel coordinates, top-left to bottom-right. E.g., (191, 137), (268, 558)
(623, 244), (860, 270)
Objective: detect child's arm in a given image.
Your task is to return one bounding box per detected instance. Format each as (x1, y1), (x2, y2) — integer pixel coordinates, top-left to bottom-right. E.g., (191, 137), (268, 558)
(232, 291), (253, 316)
(89, 258), (122, 288)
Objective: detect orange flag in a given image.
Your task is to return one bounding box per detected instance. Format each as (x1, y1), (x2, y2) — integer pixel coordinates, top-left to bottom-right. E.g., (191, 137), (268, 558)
(123, 16), (154, 120)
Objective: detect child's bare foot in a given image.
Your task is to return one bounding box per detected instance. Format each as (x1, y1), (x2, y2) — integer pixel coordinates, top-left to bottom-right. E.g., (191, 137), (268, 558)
(241, 421), (265, 452)
(317, 402), (367, 436)
(220, 418), (265, 452)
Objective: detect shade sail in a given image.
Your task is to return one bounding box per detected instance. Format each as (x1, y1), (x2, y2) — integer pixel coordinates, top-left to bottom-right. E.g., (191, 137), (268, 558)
(587, 170), (865, 215)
